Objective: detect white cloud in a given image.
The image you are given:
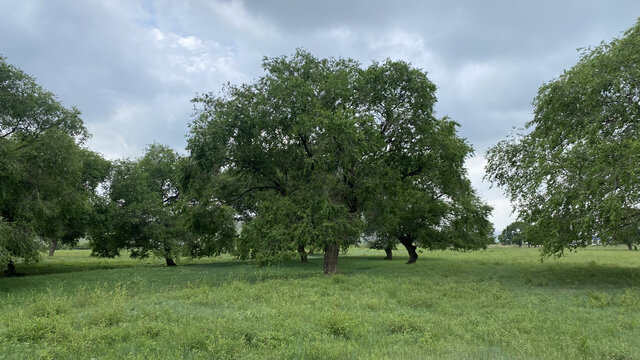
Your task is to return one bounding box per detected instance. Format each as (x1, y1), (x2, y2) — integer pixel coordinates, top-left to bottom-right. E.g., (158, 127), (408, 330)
(176, 36), (205, 52)
(465, 155), (517, 233)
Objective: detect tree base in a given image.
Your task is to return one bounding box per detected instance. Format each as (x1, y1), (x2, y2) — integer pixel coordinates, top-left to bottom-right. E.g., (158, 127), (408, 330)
(323, 243), (340, 275)
(298, 245), (308, 263)
(3, 261), (25, 277)
(400, 238), (418, 264)
(48, 239), (58, 256)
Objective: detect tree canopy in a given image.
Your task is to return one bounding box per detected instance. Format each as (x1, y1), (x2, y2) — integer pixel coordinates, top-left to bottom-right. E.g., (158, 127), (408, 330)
(90, 143), (237, 266)
(497, 221), (529, 246)
(2, 50), (493, 275)
(188, 50), (492, 273)
(486, 20), (640, 256)
(1, 56), (97, 271)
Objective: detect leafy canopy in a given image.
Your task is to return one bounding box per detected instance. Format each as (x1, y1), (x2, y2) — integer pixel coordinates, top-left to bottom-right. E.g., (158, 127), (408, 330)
(188, 50), (493, 271)
(1, 56), (92, 265)
(497, 221), (529, 246)
(90, 143), (236, 265)
(486, 19), (640, 256)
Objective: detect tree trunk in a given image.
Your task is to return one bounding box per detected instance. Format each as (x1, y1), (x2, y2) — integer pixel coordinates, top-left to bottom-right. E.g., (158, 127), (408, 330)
(323, 243), (340, 275)
(627, 242), (634, 251)
(48, 238), (58, 256)
(383, 247), (393, 260)
(399, 237), (418, 264)
(298, 245), (308, 263)
(165, 257), (177, 266)
(3, 260), (24, 277)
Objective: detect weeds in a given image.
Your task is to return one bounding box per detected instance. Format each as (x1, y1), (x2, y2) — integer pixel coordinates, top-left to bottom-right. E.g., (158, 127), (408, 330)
(0, 247), (639, 359)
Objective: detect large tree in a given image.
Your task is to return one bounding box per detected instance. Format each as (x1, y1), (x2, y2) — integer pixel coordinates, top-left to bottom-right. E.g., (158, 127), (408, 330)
(188, 51), (367, 274)
(1, 56), (89, 273)
(188, 50), (492, 273)
(486, 20), (640, 256)
(357, 60), (494, 261)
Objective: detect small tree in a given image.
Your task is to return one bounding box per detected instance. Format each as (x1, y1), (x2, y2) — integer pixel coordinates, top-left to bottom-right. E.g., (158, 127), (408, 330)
(91, 144), (237, 265)
(498, 221), (529, 246)
(91, 144), (190, 265)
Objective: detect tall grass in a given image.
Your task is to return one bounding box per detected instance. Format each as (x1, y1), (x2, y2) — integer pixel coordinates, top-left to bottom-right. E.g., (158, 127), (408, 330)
(1, 247), (639, 359)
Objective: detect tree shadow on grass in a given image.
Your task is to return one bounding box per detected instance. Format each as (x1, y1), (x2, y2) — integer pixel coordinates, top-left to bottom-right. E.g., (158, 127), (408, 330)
(2, 250), (638, 294)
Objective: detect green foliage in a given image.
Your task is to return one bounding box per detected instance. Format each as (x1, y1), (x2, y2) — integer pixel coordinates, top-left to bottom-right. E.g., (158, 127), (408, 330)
(90, 143), (236, 264)
(28, 131), (110, 251)
(1, 248), (640, 359)
(188, 50), (369, 270)
(498, 221), (530, 246)
(91, 144), (186, 262)
(486, 19), (640, 256)
(0, 55), (87, 141)
(0, 56), (96, 266)
(188, 50), (492, 271)
(359, 60), (493, 257)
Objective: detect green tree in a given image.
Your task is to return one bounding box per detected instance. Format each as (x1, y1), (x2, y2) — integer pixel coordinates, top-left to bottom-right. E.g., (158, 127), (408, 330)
(358, 60), (493, 262)
(188, 51), (366, 274)
(24, 131), (110, 256)
(188, 50), (492, 272)
(498, 221), (529, 246)
(90, 143), (236, 266)
(486, 20), (640, 256)
(1, 56), (88, 274)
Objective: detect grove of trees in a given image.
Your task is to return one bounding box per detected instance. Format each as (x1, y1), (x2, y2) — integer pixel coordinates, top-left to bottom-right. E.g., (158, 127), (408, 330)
(497, 221), (529, 246)
(1, 50), (493, 275)
(14, 17), (640, 275)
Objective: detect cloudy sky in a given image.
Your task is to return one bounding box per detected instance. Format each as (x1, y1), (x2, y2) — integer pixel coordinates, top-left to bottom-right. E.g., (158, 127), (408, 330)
(1, 0), (639, 232)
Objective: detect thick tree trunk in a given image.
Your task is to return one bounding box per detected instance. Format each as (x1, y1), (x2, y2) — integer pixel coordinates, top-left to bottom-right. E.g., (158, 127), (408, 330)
(323, 243), (340, 275)
(399, 237), (418, 264)
(383, 247), (393, 260)
(298, 245), (308, 263)
(48, 238), (58, 256)
(627, 242), (634, 251)
(165, 257), (177, 266)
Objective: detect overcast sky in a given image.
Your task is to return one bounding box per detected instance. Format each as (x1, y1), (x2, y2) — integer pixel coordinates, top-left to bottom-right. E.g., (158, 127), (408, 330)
(1, 0), (639, 232)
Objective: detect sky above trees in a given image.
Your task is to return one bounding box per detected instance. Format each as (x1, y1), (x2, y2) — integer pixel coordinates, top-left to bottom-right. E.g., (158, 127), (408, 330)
(1, 0), (639, 232)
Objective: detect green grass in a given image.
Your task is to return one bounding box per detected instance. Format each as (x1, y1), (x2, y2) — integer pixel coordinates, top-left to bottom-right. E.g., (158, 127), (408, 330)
(1, 247), (639, 359)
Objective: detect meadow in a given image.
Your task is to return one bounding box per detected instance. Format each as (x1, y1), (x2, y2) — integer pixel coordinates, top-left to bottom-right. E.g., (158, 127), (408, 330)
(1, 246), (639, 360)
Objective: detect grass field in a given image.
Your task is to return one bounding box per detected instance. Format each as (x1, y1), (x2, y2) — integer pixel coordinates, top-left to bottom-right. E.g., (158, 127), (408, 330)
(1, 247), (639, 359)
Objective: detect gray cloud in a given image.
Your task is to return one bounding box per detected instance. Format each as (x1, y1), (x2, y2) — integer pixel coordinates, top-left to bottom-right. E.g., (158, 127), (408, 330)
(1, 0), (639, 232)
